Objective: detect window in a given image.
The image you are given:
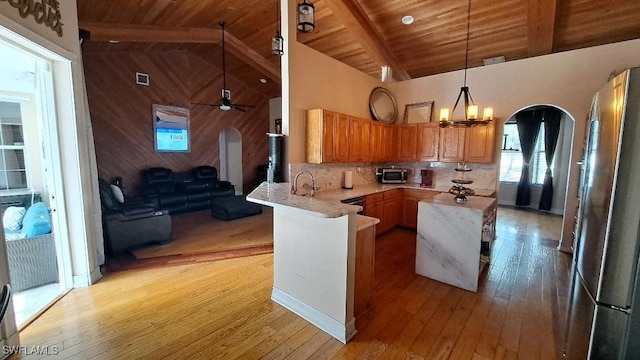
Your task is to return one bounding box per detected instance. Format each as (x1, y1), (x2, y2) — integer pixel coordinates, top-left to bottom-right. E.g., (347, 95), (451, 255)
(499, 122), (549, 185)
(0, 102), (28, 190)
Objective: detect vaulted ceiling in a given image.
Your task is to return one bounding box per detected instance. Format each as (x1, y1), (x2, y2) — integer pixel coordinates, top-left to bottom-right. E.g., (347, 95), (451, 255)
(77, 0), (640, 99)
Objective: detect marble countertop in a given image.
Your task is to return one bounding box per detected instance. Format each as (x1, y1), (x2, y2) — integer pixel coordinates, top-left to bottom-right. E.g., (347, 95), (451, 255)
(314, 182), (495, 202)
(247, 181), (496, 218)
(356, 215), (380, 231)
(247, 182), (361, 218)
(428, 193), (497, 211)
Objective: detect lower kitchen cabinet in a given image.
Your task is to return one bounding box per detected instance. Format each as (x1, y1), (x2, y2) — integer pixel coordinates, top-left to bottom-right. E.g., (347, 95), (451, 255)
(354, 224), (375, 319)
(365, 190), (400, 236)
(364, 193), (384, 236)
(400, 189), (439, 230)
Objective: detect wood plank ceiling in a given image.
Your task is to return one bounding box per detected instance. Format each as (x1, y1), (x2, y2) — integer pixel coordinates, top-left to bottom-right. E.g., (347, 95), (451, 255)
(77, 0), (640, 95)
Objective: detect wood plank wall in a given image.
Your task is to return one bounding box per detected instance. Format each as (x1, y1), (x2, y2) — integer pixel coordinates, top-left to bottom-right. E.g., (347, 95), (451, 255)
(83, 50), (270, 196)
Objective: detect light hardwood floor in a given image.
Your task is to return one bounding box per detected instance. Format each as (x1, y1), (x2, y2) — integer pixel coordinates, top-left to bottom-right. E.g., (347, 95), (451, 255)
(14, 206), (570, 359)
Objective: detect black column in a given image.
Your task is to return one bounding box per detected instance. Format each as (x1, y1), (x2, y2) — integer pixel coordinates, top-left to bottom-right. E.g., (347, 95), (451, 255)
(268, 134), (284, 183)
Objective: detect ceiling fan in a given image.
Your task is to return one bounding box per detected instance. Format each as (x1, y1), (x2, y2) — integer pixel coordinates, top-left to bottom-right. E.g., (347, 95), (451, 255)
(192, 21), (254, 112)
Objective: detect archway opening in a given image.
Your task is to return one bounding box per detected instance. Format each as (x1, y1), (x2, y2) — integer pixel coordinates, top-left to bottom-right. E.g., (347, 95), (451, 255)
(497, 104), (575, 244)
(219, 127), (243, 195)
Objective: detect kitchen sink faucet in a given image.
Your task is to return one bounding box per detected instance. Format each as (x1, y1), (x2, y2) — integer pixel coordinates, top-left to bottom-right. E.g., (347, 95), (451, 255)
(293, 171), (316, 197)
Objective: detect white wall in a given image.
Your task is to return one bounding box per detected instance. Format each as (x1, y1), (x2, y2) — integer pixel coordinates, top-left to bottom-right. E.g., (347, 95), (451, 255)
(269, 97), (282, 134)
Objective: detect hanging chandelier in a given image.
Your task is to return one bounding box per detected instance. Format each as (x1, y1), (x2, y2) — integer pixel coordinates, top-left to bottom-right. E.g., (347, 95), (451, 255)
(439, 0), (493, 127)
(272, 0), (284, 56)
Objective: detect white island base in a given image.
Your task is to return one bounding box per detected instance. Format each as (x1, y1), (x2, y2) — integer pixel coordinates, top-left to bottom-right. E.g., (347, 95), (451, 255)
(416, 194), (496, 292)
(271, 207), (357, 343)
(247, 182), (368, 344)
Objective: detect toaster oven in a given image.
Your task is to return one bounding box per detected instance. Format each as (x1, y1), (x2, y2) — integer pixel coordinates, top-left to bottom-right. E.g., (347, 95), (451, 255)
(376, 168), (410, 184)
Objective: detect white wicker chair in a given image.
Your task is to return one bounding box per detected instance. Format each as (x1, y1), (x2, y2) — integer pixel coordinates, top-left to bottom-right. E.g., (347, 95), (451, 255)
(6, 233), (58, 292)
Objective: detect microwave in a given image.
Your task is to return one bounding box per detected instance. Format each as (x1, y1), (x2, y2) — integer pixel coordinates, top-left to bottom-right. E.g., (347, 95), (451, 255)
(376, 168), (410, 184)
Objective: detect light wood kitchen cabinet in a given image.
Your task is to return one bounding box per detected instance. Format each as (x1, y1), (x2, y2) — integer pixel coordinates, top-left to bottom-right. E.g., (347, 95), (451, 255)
(306, 109), (337, 163)
(396, 124), (418, 161)
(371, 121), (395, 162)
(400, 189), (439, 229)
(438, 122), (496, 163)
(335, 112), (350, 162)
(382, 189), (400, 233)
(417, 123), (439, 161)
(439, 126), (466, 162)
(348, 116), (371, 162)
(354, 224), (375, 319)
(365, 193), (385, 235)
(464, 122), (496, 163)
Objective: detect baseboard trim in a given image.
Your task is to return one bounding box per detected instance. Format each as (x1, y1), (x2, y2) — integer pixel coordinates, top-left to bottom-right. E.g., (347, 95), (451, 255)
(271, 287), (357, 344)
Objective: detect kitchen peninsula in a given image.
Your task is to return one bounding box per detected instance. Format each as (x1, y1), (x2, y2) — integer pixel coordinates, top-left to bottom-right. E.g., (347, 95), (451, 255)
(247, 182), (371, 343)
(247, 181), (496, 342)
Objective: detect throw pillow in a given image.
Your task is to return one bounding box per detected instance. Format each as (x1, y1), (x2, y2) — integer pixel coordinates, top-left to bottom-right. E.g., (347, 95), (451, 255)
(110, 184), (125, 203)
(21, 202), (52, 237)
(3, 206), (26, 231)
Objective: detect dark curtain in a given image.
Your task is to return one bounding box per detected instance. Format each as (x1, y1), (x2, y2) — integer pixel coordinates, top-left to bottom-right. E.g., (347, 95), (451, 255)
(539, 109), (562, 210)
(515, 110), (542, 206)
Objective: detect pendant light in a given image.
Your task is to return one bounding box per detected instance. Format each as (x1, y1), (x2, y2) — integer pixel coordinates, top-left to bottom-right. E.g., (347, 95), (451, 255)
(272, 0), (284, 56)
(439, 0), (493, 127)
(297, 0), (315, 33)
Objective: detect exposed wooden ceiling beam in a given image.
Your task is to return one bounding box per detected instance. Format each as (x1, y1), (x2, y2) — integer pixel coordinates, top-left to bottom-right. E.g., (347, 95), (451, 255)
(322, 0), (411, 81)
(78, 21), (281, 84)
(527, 0), (558, 56)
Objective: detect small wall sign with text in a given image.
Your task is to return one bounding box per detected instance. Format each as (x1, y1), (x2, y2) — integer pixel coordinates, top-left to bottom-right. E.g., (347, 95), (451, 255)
(1, 0), (64, 37)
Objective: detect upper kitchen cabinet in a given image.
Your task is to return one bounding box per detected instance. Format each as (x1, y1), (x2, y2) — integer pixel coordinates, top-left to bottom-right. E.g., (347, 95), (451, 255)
(464, 122), (496, 164)
(438, 127), (466, 162)
(306, 109), (349, 163)
(349, 116), (371, 162)
(417, 123), (439, 161)
(438, 122), (496, 164)
(396, 124), (418, 161)
(371, 121), (395, 162)
(396, 123), (439, 162)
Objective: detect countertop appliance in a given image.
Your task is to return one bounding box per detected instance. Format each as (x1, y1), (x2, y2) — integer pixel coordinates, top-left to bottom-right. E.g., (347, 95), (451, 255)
(563, 68), (640, 359)
(376, 168), (409, 184)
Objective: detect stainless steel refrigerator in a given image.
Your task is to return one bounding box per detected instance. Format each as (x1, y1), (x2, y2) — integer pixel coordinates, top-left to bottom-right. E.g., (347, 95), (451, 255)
(563, 68), (640, 359)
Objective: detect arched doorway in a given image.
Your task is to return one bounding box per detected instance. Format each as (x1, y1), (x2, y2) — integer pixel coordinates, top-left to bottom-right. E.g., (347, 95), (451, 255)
(219, 127), (243, 195)
(497, 105), (575, 243)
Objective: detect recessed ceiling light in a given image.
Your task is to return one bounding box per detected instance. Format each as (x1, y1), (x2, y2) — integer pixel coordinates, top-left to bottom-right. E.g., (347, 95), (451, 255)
(401, 15), (414, 25)
(259, 78), (268, 84)
(109, 40), (119, 44)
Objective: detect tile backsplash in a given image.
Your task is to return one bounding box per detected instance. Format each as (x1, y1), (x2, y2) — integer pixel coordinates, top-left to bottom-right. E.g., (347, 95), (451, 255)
(288, 162), (498, 193)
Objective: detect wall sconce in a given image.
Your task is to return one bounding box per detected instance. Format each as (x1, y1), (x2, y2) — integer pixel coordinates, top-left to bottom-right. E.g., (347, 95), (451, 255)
(297, 0), (315, 33)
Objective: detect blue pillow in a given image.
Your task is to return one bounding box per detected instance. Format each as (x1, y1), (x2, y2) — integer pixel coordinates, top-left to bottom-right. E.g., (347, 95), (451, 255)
(21, 202), (52, 238)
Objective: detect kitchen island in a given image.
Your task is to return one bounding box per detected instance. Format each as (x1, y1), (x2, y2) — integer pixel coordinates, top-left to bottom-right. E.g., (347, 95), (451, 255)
(247, 182), (378, 343)
(416, 193), (497, 292)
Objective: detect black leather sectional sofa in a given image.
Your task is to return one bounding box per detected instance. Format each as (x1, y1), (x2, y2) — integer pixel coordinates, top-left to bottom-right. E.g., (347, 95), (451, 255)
(140, 166), (235, 215)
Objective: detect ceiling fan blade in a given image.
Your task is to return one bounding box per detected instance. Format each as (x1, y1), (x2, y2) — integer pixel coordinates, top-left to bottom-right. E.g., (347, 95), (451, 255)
(231, 106), (246, 112)
(231, 103), (255, 108)
(191, 102), (221, 107)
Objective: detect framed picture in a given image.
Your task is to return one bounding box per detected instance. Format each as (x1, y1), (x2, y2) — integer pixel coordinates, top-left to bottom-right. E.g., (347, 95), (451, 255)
(403, 101), (434, 123)
(153, 104), (190, 153)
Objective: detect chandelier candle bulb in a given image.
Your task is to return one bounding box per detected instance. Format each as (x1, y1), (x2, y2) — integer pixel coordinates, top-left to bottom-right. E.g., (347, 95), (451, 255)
(483, 107), (494, 121)
(467, 105), (479, 120)
(439, 107), (450, 121)
(344, 171), (353, 189)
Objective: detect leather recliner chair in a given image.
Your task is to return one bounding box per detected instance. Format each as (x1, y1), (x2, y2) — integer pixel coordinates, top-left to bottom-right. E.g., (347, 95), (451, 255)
(141, 166), (235, 214)
(98, 179), (172, 254)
